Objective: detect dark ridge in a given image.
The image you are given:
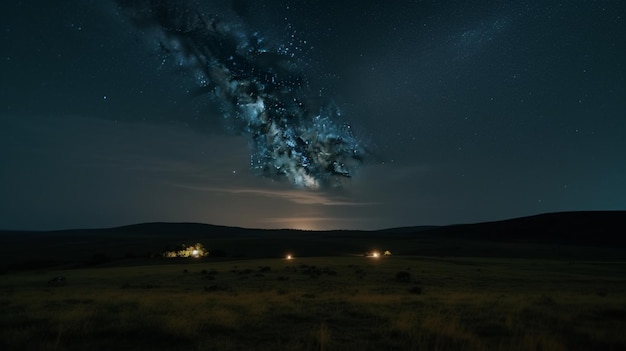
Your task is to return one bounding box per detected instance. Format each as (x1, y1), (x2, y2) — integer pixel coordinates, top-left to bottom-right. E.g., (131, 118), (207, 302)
(98, 222), (258, 237)
(393, 211), (626, 246)
(1, 211), (624, 246)
(376, 226), (440, 234)
(0, 211), (624, 269)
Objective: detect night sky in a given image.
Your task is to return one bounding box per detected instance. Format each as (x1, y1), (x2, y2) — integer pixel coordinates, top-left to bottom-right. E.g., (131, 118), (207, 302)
(1, 1), (624, 231)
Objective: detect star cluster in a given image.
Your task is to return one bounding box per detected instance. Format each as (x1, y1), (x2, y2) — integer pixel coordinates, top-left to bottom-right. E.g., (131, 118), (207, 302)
(115, 0), (364, 188)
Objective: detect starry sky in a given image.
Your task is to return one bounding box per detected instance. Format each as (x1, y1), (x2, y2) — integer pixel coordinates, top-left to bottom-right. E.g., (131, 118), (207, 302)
(1, 0), (624, 231)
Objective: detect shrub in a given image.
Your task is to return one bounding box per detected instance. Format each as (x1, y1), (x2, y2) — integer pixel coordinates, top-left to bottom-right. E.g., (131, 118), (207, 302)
(395, 271), (411, 282)
(409, 286), (422, 294)
(204, 284), (229, 292)
(47, 276), (67, 286)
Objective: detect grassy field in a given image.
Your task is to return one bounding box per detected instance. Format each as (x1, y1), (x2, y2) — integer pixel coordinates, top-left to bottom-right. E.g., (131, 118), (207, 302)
(1, 256), (625, 350)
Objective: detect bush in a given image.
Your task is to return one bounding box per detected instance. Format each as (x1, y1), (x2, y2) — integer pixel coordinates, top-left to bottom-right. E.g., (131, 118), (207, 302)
(204, 284), (229, 292)
(88, 253), (110, 265)
(409, 286), (422, 294)
(395, 271), (411, 282)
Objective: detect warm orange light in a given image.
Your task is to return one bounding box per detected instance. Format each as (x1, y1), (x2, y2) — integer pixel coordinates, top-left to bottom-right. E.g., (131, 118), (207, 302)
(286, 254), (293, 260)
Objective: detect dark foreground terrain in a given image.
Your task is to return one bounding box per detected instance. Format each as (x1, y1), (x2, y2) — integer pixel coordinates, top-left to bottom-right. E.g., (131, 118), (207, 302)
(0, 211), (625, 350)
(2, 256), (625, 350)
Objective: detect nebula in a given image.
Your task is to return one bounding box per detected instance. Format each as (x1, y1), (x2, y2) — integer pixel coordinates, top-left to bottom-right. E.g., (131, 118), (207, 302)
(115, 0), (365, 188)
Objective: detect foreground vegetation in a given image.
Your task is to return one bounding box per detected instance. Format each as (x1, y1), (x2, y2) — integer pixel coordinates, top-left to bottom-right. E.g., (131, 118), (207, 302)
(1, 256), (625, 350)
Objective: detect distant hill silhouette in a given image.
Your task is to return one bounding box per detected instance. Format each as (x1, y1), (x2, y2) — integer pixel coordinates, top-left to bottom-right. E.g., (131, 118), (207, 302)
(382, 211), (626, 246)
(1, 211), (624, 269)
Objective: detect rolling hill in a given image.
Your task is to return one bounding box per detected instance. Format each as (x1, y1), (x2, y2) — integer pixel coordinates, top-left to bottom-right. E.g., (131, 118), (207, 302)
(1, 211), (624, 270)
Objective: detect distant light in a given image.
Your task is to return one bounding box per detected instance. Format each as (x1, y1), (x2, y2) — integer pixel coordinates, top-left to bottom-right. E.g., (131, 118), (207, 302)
(286, 254), (293, 260)
(371, 251), (380, 258)
(192, 249), (199, 257)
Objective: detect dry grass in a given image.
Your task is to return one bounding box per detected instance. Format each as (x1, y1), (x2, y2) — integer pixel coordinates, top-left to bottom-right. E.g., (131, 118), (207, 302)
(1, 256), (625, 350)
